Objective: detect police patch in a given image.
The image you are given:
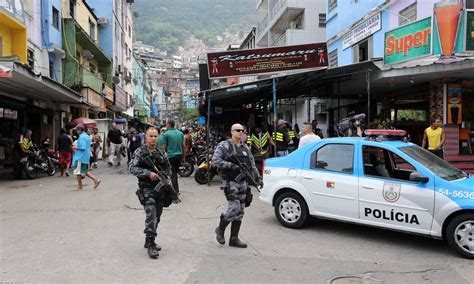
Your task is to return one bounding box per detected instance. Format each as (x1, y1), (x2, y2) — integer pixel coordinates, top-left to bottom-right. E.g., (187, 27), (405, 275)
(383, 182), (401, 203)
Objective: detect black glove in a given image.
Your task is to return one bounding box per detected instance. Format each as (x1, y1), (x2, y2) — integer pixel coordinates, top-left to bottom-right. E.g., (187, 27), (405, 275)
(257, 176), (264, 188)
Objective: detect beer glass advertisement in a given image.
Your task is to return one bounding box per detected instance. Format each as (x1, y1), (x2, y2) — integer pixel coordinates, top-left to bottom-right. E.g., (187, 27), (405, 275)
(447, 84), (462, 125)
(433, 1), (465, 59)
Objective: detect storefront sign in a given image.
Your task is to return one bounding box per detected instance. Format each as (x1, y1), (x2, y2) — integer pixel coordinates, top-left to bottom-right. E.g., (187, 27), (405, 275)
(0, 0), (25, 23)
(384, 17), (432, 65)
(466, 11), (474, 51)
(85, 88), (104, 109)
(3, 108), (17, 119)
(342, 13), (381, 50)
(102, 85), (114, 102)
(207, 43), (328, 79)
(114, 85), (127, 110)
(447, 84), (462, 125)
(433, 2), (464, 59)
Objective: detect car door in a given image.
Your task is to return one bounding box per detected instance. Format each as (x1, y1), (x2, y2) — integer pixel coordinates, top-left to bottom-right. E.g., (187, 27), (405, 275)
(358, 144), (435, 234)
(300, 142), (359, 221)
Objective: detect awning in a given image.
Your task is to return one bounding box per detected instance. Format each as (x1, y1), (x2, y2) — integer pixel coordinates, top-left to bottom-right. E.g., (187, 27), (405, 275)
(0, 62), (83, 104)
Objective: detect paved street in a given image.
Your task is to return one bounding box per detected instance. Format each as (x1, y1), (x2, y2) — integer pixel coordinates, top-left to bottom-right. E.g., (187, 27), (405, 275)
(1, 163), (473, 283)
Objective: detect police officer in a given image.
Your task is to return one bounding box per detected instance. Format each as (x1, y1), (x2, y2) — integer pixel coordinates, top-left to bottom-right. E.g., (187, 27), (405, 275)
(213, 123), (262, 248)
(129, 127), (176, 259)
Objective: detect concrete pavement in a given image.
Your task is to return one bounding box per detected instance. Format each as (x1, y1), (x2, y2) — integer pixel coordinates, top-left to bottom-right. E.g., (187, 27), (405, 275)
(1, 163), (473, 283)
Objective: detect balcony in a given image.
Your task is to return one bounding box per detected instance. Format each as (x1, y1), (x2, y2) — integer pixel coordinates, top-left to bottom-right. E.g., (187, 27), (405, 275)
(271, 31), (287, 46)
(256, 14), (269, 39)
(270, 0), (287, 20)
(80, 67), (106, 94)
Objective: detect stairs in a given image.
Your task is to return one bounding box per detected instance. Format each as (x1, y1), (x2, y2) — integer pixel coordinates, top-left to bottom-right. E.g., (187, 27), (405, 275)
(445, 155), (474, 174)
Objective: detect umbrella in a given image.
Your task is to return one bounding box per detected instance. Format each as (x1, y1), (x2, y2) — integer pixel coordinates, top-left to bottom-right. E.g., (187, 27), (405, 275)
(68, 117), (97, 129)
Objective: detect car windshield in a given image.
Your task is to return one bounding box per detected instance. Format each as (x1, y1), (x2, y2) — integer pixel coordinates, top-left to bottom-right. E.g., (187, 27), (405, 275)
(399, 145), (468, 181)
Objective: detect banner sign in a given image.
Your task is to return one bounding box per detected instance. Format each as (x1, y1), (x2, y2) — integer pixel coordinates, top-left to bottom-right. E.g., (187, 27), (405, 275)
(342, 13), (381, 50)
(384, 17), (432, 65)
(0, 0), (25, 23)
(206, 43), (328, 79)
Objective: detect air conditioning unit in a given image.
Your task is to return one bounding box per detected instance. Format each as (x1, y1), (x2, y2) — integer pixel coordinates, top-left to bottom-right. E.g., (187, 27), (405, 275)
(97, 18), (109, 26)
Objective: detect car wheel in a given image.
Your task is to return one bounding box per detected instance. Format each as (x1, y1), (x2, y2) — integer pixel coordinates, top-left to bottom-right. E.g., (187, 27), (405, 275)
(274, 191), (309, 229)
(446, 213), (474, 259)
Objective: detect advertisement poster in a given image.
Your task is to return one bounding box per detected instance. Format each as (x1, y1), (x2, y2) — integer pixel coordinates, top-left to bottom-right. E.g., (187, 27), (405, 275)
(433, 1), (465, 59)
(447, 84), (462, 124)
(207, 43), (328, 79)
(342, 13), (381, 50)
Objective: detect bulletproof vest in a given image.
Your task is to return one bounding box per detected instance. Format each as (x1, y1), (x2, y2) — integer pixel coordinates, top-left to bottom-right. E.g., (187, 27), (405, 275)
(221, 140), (253, 181)
(138, 145), (168, 185)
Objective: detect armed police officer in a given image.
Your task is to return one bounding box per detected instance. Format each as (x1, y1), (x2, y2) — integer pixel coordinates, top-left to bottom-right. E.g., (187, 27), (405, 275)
(129, 127), (180, 259)
(213, 123), (263, 248)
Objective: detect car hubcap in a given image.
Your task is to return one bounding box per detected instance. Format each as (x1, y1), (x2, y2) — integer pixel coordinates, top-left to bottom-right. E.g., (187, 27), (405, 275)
(454, 220), (474, 254)
(279, 197), (301, 223)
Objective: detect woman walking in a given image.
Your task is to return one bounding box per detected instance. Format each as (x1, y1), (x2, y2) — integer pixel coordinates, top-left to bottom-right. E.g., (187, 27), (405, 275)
(57, 128), (73, 177)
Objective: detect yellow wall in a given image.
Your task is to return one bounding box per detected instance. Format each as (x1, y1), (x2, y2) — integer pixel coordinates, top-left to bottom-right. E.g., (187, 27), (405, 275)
(75, 0), (99, 42)
(0, 11), (27, 63)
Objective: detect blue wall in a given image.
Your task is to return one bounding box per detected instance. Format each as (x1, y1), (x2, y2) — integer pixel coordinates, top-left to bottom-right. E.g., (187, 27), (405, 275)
(86, 0), (114, 58)
(41, 0), (63, 49)
(327, 0), (391, 67)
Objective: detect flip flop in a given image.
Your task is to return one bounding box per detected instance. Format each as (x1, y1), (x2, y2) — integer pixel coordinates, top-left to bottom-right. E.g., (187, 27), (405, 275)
(94, 179), (101, 189)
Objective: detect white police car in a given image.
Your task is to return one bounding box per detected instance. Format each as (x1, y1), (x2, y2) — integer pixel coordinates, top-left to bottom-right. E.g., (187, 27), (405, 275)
(260, 130), (474, 259)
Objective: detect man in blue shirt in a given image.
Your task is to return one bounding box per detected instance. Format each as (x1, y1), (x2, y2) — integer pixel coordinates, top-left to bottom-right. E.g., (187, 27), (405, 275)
(72, 124), (101, 191)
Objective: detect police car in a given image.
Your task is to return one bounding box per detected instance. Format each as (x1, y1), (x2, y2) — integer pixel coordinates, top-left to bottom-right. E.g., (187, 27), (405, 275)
(259, 130), (474, 259)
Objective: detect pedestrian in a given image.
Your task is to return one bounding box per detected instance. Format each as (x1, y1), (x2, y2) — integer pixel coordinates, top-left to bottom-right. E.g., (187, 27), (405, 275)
(129, 127), (180, 259)
(125, 127), (135, 164)
(161, 120), (184, 194)
(57, 128), (73, 176)
(72, 124), (101, 191)
(312, 119), (324, 139)
(90, 128), (102, 169)
(212, 123), (262, 248)
(183, 129), (192, 163)
(127, 129), (142, 164)
(422, 117), (446, 159)
(271, 119), (291, 157)
(107, 122), (123, 166)
(298, 122), (321, 148)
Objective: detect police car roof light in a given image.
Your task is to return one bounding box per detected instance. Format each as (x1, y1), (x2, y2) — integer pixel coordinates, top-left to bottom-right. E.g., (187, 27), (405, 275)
(364, 129), (408, 142)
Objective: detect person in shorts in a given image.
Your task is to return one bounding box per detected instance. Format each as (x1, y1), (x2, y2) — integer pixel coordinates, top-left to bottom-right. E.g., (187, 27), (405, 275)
(72, 124), (100, 191)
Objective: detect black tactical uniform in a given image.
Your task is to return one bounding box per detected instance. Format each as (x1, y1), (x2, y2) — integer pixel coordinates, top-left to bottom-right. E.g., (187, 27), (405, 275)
(129, 144), (175, 259)
(212, 139), (261, 248)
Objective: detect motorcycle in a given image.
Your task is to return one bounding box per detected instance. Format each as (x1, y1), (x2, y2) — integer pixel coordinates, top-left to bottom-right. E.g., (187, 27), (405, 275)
(178, 140), (210, 177)
(194, 153), (219, 185)
(23, 139), (56, 179)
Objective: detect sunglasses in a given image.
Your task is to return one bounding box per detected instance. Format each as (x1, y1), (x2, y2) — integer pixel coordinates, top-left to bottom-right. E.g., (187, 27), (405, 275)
(233, 129), (245, 132)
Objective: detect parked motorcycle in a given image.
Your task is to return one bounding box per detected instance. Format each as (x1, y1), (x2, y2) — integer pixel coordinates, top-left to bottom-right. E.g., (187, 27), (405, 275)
(23, 139), (56, 179)
(178, 140), (210, 177)
(194, 153), (219, 185)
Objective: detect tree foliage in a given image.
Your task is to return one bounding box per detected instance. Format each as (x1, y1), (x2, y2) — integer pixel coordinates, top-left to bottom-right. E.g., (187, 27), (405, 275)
(133, 0), (257, 53)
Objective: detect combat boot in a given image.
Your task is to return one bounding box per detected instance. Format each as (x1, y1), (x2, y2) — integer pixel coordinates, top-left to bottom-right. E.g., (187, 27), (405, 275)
(229, 220), (247, 248)
(215, 214), (230, 245)
(144, 238), (161, 251)
(144, 238), (160, 259)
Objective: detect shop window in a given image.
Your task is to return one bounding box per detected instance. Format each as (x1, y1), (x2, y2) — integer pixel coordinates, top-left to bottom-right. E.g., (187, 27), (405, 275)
(89, 20), (96, 41)
(319, 13), (326, 28)
(399, 2), (417, 26)
(396, 109), (427, 122)
(353, 37), (372, 63)
(311, 144), (354, 174)
(52, 6), (59, 29)
(328, 49), (338, 68)
(329, 0), (337, 12)
(27, 49), (34, 69)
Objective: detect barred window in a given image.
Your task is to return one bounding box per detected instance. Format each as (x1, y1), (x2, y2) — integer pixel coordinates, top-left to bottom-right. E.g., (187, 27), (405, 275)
(399, 2), (417, 26)
(328, 49), (338, 68)
(329, 0), (337, 12)
(319, 13), (326, 28)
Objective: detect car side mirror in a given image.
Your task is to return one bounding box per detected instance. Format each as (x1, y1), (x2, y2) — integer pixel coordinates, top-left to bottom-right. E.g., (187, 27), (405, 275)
(315, 161), (328, 169)
(409, 172), (429, 183)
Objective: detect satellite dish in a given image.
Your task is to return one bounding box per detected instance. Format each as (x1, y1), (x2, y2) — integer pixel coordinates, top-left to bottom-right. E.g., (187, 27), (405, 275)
(112, 76), (120, 84)
(133, 11), (139, 17)
(132, 78), (138, 85)
(83, 50), (94, 61)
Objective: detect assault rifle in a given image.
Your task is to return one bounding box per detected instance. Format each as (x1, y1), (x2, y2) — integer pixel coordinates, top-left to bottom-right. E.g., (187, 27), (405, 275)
(144, 151), (180, 202)
(233, 157), (263, 192)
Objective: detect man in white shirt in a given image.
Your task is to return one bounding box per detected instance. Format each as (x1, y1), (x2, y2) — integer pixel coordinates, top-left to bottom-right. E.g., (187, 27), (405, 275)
(298, 122), (321, 148)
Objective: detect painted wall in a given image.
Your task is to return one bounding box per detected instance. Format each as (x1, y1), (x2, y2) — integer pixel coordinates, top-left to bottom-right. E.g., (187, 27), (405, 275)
(132, 54), (145, 106)
(25, 0), (50, 75)
(388, 0), (436, 28)
(0, 1), (27, 63)
(86, 0), (113, 57)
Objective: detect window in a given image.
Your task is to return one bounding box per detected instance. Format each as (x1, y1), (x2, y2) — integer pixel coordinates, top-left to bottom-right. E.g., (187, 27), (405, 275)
(399, 2), (417, 26)
(329, 0), (337, 12)
(49, 61), (54, 79)
(27, 49), (34, 69)
(89, 20), (96, 41)
(319, 13), (326, 27)
(311, 144), (354, 174)
(328, 49), (338, 68)
(52, 7), (59, 29)
(128, 24), (131, 37)
(363, 146), (417, 182)
(467, 0), (474, 9)
(353, 37), (372, 63)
